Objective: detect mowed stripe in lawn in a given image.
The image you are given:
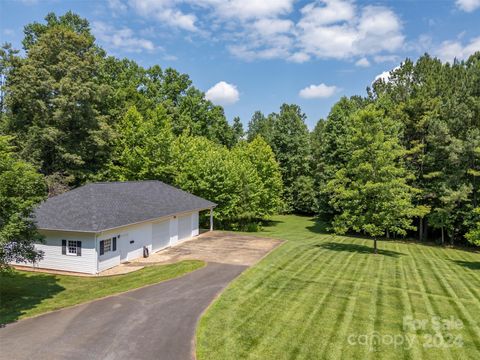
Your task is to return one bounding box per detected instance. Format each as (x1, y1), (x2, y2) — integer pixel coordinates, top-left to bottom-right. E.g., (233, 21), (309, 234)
(196, 215), (480, 360)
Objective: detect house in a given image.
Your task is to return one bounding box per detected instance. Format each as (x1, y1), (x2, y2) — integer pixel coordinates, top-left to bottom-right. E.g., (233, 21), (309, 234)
(13, 181), (216, 274)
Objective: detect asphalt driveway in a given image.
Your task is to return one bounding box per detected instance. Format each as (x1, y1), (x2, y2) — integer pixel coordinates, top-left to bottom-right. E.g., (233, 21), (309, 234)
(0, 262), (246, 360)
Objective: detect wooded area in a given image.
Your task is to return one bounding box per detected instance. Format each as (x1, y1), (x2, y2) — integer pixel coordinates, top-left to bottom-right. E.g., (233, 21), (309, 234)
(0, 12), (479, 268)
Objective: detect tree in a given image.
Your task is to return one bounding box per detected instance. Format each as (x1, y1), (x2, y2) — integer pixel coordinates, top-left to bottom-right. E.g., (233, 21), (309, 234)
(0, 136), (46, 270)
(370, 53), (480, 245)
(312, 96), (368, 220)
(232, 116), (244, 144)
(22, 11), (91, 51)
(172, 135), (261, 227)
(171, 134), (284, 229)
(246, 111), (274, 143)
(233, 136), (283, 217)
(2, 13), (112, 188)
(428, 185), (471, 245)
(466, 208), (480, 246)
(104, 105), (175, 183)
(326, 105), (419, 253)
(177, 87), (236, 147)
(270, 104), (313, 212)
(291, 175), (318, 214)
(0, 44), (20, 116)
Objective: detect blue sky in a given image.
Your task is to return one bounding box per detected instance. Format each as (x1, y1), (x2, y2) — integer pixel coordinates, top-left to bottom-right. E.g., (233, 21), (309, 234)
(1, 0), (480, 129)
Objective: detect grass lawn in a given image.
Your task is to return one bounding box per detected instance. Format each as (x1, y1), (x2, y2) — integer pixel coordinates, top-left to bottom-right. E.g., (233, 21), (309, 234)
(196, 215), (480, 360)
(0, 260), (204, 324)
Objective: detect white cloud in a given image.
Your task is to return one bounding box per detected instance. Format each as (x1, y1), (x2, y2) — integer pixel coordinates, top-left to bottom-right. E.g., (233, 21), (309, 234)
(374, 66), (400, 83)
(108, 0), (127, 12)
(299, 84), (338, 99)
(374, 70), (391, 83)
(299, 0), (355, 26)
(205, 81), (240, 105)
(163, 54), (178, 61)
(355, 57), (370, 67)
(455, 0), (480, 12)
(196, 0), (294, 20)
(129, 0), (198, 31)
(251, 18), (293, 35)
(295, 1), (404, 59)
(115, 0), (405, 63)
(373, 55), (399, 63)
(229, 45), (290, 61)
(435, 36), (480, 63)
(288, 52), (311, 63)
(92, 21), (156, 52)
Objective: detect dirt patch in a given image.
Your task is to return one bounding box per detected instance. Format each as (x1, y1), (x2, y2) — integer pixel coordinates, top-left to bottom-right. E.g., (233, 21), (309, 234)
(131, 231), (283, 267)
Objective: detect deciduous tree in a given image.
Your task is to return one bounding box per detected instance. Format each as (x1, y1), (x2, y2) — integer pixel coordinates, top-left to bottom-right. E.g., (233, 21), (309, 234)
(0, 136), (46, 270)
(326, 105), (419, 253)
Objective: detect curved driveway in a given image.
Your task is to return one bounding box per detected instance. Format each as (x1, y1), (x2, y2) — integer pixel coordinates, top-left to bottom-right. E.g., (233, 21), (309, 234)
(1, 233), (282, 360)
(0, 262), (246, 360)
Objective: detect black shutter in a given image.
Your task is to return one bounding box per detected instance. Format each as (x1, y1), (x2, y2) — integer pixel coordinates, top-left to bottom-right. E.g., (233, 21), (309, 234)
(62, 240), (66, 255)
(100, 240), (104, 255)
(76, 241), (82, 256)
(113, 237), (117, 251)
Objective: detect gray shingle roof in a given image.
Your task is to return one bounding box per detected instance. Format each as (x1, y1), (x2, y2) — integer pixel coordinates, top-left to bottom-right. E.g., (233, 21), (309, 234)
(34, 181), (216, 232)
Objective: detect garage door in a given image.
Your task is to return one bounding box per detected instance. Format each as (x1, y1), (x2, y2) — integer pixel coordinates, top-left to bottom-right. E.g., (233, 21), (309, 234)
(178, 214), (192, 241)
(152, 220), (170, 252)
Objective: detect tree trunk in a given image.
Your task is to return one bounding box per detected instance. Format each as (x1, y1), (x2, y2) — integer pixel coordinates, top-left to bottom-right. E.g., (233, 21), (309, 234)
(419, 217), (423, 242)
(374, 238), (378, 254)
(423, 220), (428, 242)
(386, 229), (390, 239)
(441, 227), (444, 245)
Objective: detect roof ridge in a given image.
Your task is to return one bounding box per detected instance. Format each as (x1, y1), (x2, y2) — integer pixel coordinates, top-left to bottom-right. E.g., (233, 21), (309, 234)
(90, 180), (162, 185)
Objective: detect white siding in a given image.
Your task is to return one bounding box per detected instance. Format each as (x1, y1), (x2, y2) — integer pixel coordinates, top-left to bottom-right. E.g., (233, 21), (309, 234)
(12, 230), (97, 274)
(152, 220), (170, 251)
(170, 217), (179, 245)
(178, 214), (192, 242)
(98, 222), (153, 272)
(12, 210), (202, 274)
(191, 211), (199, 237)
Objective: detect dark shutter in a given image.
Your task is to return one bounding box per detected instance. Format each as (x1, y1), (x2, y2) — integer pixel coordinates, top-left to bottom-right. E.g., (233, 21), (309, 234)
(76, 241), (82, 256)
(62, 240), (66, 255)
(100, 240), (104, 255)
(112, 237), (117, 251)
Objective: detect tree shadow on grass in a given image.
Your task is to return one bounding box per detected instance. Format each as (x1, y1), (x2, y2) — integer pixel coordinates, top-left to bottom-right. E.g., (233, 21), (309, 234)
(261, 219), (284, 227)
(0, 271), (64, 326)
(452, 260), (480, 270)
(306, 217), (330, 234)
(315, 242), (405, 258)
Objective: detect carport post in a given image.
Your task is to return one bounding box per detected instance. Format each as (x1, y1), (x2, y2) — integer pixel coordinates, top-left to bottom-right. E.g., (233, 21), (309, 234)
(210, 207), (214, 231)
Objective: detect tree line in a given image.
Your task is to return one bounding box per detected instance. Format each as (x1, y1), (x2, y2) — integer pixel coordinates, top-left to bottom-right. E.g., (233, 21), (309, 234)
(315, 55), (480, 247)
(0, 12), (479, 269)
(242, 56), (480, 247)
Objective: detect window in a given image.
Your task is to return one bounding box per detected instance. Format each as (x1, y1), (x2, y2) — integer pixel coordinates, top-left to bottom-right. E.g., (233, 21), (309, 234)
(63, 240), (81, 256)
(99, 237), (117, 256)
(67, 240), (77, 255)
(104, 239), (112, 253)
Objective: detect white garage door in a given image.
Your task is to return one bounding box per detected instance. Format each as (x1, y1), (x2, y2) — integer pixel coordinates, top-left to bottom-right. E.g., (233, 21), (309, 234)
(178, 214), (192, 241)
(152, 220), (170, 251)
